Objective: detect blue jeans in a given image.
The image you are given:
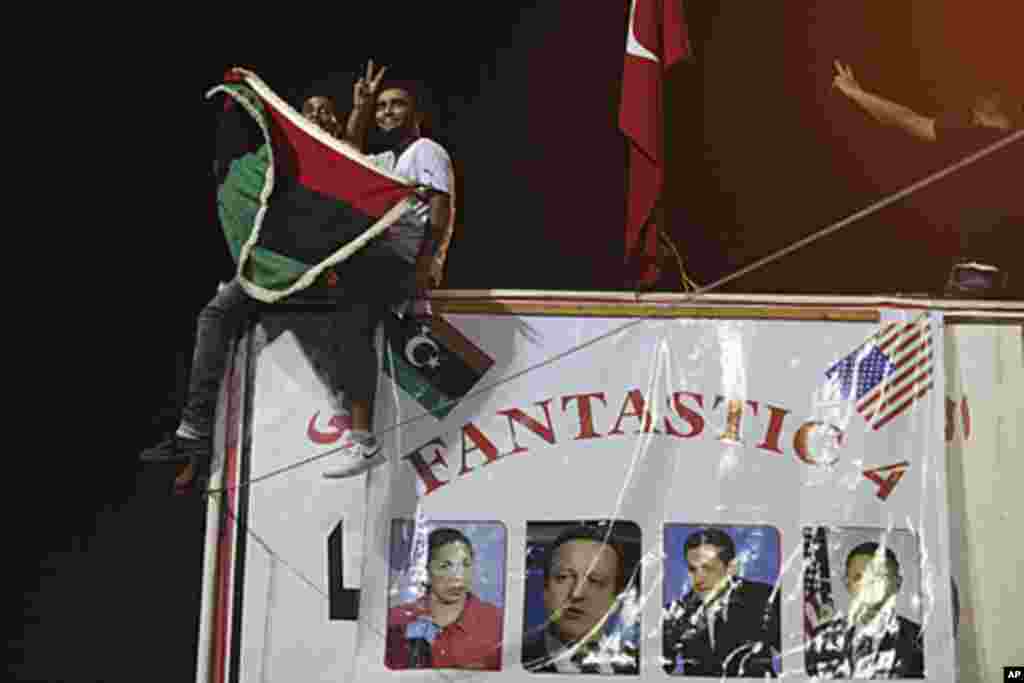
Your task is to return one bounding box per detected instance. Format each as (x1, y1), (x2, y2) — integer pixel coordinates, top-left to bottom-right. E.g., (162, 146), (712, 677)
(181, 244), (415, 437)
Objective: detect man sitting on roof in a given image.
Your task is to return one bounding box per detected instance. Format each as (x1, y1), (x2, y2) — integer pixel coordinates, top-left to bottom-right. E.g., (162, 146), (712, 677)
(140, 61), (454, 490)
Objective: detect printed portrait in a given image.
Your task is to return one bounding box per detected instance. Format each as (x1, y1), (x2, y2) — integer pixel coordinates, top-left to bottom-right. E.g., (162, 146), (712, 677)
(803, 526), (924, 679)
(385, 520), (506, 671)
(523, 520), (642, 675)
(662, 525), (782, 677)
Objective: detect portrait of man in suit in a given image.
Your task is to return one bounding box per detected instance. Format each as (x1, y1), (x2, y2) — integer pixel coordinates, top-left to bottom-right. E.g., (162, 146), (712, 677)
(805, 542), (924, 678)
(662, 527), (781, 677)
(522, 522), (641, 675)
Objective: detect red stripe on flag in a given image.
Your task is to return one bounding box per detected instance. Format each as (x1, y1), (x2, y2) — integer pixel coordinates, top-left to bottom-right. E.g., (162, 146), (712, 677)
(857, 348), (934, 414)
(875, 323), (909, 349)
(889, 349), (933, 386)
(888, 327), (927, 356)
(859, 389), (881, 413)
(872, 381), (935, 431)
(868, 369), (934, 424)
(261, 102), (412, 219)
(876, 323), (923, 355)
(862, 366), (934, 422)
(620, 0), (691, 285)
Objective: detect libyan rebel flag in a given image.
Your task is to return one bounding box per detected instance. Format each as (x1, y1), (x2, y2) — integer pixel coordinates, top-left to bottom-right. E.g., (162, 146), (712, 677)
(381, 312), (494, 420)
(206, 69), (422, 303)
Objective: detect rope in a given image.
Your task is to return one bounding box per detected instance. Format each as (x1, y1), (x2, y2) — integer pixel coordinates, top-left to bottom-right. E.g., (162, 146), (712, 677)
(192, 128), (1019, 678)
(695, 129), (1022, 295)
(205, 128), (1021, 493)
(659, 227), (700, 293)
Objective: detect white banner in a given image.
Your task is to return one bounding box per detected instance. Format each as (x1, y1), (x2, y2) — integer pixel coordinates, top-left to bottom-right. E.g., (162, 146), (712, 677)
(943, 323), (1024, 683)
(205, 308), (969, 681)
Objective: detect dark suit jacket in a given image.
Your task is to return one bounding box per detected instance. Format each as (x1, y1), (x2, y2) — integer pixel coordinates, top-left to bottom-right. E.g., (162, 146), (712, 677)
(522, 628), (638, 675)
(663, 578), (780, 676)
(522, 631), (558, 673)
(805, 613), (924, 679)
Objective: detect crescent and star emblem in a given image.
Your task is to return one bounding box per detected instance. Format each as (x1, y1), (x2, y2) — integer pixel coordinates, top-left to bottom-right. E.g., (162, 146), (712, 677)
(405, 324), (442, 369)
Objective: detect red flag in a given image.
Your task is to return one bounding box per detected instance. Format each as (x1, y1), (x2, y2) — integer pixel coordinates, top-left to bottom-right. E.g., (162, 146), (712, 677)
(211, 69), (418, 302)
(619, 0), (690, 286)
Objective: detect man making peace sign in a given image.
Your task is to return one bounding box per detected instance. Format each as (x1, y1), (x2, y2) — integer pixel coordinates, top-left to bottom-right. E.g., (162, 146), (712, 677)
(140, 61), (455, 488)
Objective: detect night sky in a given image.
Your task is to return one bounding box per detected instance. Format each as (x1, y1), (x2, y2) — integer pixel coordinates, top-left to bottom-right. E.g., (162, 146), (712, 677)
(17, 2), (1021, 681)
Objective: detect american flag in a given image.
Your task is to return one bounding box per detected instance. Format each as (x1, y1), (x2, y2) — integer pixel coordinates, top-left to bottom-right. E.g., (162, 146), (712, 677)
(825, 315), (935, 431)
(802, 526), (834, 638)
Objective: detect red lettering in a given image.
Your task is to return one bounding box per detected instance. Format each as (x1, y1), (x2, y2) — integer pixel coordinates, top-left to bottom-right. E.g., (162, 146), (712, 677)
(665, 392), (704, 437)
(460, 422), (501, 475)
(756, 405), (790, 455)
(862, 462), (909, 501)
(307, 411), (353, 445)
(793, 421), (843, 465)
(497, 400), (557, 455)
(642, 412), (661, 434)
(561, 392), (607, 440)
(401, 437), (450, 495)
(945, 397), (956, 442)
(961, 395), (971, 441)
(608, 390), (661, 435)
(713, 397), (759, 444)
(944, 395), (972, 442)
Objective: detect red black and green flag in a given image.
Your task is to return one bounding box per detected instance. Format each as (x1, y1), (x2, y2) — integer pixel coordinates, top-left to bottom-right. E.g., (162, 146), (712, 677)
(206, 69), (421, 303)
(381, 313), (494, 420)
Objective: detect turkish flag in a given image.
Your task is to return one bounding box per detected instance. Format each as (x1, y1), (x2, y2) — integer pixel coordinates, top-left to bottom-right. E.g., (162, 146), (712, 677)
(620, 0), (691, 286)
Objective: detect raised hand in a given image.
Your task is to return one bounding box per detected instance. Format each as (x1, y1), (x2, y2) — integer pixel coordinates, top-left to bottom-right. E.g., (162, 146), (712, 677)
(353, 59), (388, 109)
(833, 60), (861, 96)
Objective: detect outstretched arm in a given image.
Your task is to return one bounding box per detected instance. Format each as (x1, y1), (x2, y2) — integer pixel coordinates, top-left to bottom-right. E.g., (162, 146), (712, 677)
(344, 59), (388, 152)
(833, 61), (937, 142)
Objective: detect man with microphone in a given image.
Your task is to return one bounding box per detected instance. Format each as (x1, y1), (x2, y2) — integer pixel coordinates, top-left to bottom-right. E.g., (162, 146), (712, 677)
(662, 528), (780, 677)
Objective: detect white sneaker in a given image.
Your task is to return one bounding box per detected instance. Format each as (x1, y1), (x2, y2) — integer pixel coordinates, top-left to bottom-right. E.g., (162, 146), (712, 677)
(322, 437), (385, 478)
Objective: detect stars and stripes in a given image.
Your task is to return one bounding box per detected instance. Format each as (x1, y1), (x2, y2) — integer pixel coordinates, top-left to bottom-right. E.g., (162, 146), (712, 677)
(825, 315), (935, 431)
(802, 526), (834, 638)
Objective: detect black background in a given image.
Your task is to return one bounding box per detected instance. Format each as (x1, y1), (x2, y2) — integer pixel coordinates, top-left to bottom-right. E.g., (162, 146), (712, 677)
(16, 2), (1022, 681)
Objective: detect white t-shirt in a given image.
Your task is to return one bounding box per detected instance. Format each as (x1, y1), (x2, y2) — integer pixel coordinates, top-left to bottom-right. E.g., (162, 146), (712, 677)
(367, 138), (453, 263)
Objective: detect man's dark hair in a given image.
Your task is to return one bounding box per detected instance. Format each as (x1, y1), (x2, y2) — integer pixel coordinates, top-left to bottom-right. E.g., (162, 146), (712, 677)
(291, 77), (343, 114)
(427, 527), (474, 565)
(378, 77), (441, 138)
(845, 542), (901, 575)
(683, 528), (737, 566)
(378, 78), (427, 113)
(543, 524), (627, 593)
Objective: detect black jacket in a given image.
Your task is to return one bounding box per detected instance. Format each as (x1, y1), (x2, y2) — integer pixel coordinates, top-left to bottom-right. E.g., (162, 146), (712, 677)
(662, 578), (780, 676)
(805, 612), (924, 678)
(522, 628), (638, 675)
